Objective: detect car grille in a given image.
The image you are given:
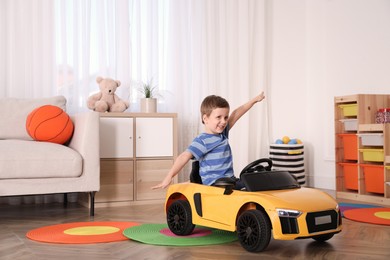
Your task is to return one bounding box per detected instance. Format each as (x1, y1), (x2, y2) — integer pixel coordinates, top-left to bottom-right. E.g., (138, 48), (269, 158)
(306, 210), (339, 233)
(279, 209), (341, 235)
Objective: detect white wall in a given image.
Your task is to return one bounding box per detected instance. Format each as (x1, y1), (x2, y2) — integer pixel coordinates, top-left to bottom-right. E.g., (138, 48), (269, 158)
(268, 0), (390, 189)
(0, 1), (5, 97)
(1, 0), (389, 190)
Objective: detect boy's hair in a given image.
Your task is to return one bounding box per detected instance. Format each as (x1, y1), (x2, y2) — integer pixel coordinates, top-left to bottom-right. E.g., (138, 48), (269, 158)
(200, 95), (230, 124)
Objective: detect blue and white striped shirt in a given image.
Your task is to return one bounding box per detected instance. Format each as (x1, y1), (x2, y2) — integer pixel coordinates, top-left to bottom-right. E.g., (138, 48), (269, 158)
(186, 126), (233, 185)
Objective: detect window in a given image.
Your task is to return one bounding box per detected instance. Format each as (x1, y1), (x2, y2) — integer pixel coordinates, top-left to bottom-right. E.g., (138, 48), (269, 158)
(54, 0), (168, 111)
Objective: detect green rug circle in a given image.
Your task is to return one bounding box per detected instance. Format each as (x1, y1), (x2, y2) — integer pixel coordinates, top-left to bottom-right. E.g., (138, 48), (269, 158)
(123, 223), (237, 246)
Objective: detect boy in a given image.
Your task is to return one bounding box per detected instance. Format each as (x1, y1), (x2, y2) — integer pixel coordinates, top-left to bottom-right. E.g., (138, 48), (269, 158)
(152, 91), (265, 190)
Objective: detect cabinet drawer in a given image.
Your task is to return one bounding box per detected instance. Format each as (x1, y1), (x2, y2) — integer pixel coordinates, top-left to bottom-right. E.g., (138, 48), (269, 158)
(96, 160), (134, 202)
(136, 160), (173, 200)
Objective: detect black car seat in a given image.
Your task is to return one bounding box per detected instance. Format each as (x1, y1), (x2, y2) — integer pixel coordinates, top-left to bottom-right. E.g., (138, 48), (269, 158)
(189, 161), (202, 184)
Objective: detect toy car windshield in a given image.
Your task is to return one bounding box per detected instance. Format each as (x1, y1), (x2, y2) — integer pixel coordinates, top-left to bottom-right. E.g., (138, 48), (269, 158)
(240, 170), (301, 192)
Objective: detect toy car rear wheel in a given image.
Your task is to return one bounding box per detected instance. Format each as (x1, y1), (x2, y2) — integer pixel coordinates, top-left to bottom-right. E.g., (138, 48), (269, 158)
(167, 199), (195, 236)
(312, 233), (334, 242)
(237, 209), (271, 252)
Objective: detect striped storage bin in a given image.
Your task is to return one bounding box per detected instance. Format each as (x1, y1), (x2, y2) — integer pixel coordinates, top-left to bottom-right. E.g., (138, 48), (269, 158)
(269, 144), (306, 185)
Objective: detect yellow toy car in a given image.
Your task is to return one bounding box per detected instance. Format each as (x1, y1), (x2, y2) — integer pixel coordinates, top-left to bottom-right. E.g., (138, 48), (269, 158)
(165, 158), (342, 252)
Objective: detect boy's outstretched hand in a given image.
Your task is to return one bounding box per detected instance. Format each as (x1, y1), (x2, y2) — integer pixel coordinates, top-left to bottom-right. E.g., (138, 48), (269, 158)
(255, 91), (265, 103)
(151, 175), (173, 189)
(151, 151), (193, 190)
(228, 91), (265, 129)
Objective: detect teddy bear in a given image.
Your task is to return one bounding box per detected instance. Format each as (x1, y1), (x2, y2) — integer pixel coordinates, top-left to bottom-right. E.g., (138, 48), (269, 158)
(87, 76), (129, 112)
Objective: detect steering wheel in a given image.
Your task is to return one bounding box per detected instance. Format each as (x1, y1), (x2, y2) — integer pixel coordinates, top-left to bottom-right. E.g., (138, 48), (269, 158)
(240, 158), (273, 176)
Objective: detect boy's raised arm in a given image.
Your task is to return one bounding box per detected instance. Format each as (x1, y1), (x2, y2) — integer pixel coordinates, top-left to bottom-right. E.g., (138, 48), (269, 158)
(228, 91), (265, 129)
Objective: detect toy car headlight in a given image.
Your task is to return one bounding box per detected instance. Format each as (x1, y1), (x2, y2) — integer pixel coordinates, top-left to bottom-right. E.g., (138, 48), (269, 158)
(276, 208), (302, 218)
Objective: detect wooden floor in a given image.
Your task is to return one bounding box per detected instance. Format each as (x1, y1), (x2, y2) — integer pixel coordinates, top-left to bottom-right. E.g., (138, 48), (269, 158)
(1, 193), (390, 260)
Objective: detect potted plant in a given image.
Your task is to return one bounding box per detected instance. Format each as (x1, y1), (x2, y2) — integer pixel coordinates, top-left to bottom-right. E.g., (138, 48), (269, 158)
(138, 78), (158, 113)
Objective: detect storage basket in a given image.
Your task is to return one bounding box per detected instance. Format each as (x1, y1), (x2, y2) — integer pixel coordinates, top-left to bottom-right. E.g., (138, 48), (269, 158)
(338, 162), (358, 191)
(338, 134), (358, 161)
(358, 133), (384, 147)
(339, 119), (358, 132)
(269, 144), (305, 185)
(359, 149), (384, 162)
(338, 104), (358, 117)
(361, 164), (384, 194)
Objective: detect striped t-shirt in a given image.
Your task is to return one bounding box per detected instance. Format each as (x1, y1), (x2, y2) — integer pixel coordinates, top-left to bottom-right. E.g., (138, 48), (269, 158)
(186, 126), (233, 185)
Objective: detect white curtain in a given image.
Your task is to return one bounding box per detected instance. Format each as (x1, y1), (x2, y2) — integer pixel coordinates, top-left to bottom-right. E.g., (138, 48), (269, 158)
(0, 0), (65, 205)
(55, 0), (171, 114)
(55, 0), (134, 114)
(54, 0), (270, 180)
(165, 0), (270, 178)
(0, 0), (56, 98)
(1, 0), (270, 185)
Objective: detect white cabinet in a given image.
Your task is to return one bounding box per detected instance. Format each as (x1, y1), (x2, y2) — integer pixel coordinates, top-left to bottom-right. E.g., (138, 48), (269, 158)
(135, 117), (173, 157)
(95, 113), (177, 207)
(100, 117), (133, 158)
(100, 117), (174, 158)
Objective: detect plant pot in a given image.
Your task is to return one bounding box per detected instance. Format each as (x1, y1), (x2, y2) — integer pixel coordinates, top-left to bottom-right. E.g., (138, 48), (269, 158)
(140, 98), (157, 113)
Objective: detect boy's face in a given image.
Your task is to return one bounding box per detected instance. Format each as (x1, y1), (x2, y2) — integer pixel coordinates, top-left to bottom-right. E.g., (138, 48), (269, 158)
(203, 107), (230, 134)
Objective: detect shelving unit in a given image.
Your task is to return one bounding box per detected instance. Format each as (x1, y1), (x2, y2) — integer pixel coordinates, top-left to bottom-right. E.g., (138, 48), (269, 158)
(335, 94), (390, 205)
(80, 112), (178, 208)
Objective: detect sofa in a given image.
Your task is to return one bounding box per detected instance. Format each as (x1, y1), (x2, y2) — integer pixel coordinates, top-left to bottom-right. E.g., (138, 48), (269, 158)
(0, 96), (100, 216)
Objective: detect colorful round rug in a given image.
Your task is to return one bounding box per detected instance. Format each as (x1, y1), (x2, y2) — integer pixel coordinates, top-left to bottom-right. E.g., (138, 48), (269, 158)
(26, 221), (140, 244)
(339, 202), (382, 217)
(343, 208), (390, 226)
(123, 223), (237, 246)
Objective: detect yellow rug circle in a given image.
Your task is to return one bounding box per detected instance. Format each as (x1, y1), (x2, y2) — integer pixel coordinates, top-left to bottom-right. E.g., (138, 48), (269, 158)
(374, 212), (390, 220)
(64, 226), (120, 236)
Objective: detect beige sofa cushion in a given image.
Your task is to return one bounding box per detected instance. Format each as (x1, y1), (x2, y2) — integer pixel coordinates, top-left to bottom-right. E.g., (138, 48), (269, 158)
(0, 96), (67, 140)
(0, 140), (82, 179)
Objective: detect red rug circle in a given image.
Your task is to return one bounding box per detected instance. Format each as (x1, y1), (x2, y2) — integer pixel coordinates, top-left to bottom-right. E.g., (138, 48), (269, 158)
(26, 221), (140, 244)
(343, 208), (390, 225)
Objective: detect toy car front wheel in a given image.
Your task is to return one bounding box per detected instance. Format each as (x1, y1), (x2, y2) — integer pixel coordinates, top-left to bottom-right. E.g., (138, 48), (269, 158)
(167, 199), (195, 236)
(237, 209), (271, 252)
